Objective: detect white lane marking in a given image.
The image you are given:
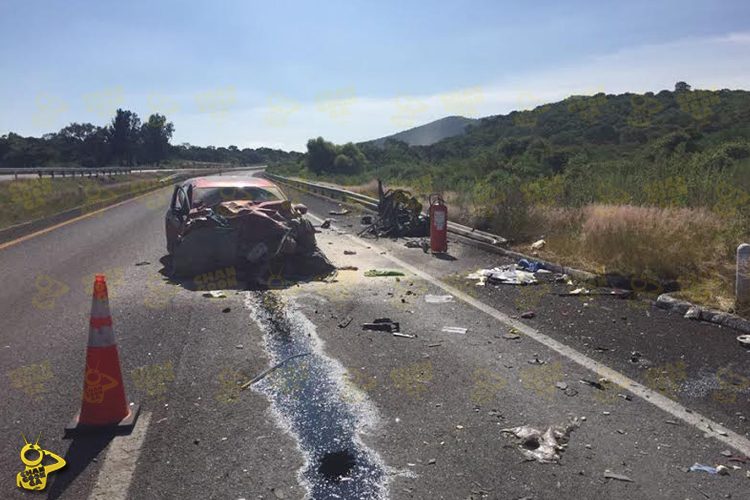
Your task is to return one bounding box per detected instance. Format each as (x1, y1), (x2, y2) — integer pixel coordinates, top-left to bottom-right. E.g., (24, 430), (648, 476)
(88, 412), (152, 500)
(308, 212), (750, 456)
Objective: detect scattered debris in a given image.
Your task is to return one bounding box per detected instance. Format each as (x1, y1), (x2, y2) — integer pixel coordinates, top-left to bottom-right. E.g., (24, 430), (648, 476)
(530, 239), (546, 251)
(564, 388), (579, 397)
(362, 318), (400, 333)
(404, 239), (430, 252)
(716, 465), (730, 476)
(135, 261), (151, 266)
(360, 215), (373, 225)
(241, 352), (312, 389)
(329, 209), (350, 216)
(358, 180), (428, 238)
(337, 265), (359, 271)
(467, 266), (538, 286)
(441, 326), (467, 335)
(392, 332), (415, 339)
(320, 219), (332, 229)
(503, 332), (521, 340)
(579, 379), (606, 390)
(603, 471), (634, 483)
(364, 269), (405, 277)
(203, 290), (227, 298)
(428, 343), (442, 347)
(425, 294), (454, 304)
(517, 259), (545, 272)
(527, 354), (545, 365)
(343, 250), (357, 255)
(222, 307), (231, 313)
(337, 317), (353, 329)
(235, 344), (243, 349)
(684, 306), (702, 320)
(738, 335), (750, 349)
(520, 311), (536, 319)
(555, 382), (569, 390)
(500, 418), (580, 463)
(689, 463), (727, 475)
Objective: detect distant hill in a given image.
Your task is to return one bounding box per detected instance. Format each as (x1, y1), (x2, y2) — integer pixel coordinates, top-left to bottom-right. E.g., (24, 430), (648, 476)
(368, 115), (478, 147)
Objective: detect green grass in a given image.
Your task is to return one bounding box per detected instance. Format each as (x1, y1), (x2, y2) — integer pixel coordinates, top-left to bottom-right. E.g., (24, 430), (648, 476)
(0, 173), (170, 230)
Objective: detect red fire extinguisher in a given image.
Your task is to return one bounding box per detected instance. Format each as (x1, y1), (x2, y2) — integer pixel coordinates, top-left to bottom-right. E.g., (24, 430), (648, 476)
(429, 194), (448, 253)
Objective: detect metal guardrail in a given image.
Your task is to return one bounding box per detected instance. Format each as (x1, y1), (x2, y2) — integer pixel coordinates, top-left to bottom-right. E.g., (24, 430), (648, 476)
(0, 164), (265, 180)
(263, 172), (508, 247)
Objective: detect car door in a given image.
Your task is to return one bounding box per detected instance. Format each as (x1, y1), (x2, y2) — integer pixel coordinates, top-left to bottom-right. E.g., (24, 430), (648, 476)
(165, 185), (189, 253)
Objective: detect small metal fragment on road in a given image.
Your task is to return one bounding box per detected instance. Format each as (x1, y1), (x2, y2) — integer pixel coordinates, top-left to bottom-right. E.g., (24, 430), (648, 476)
(564, 388), (579, 397)
(135, 261), (151, 266)
(425, 294), (454, 304)
(235, 344), (243, 349)
(337, 265), (359, 271)
(330, 209), (350, 216)
(337, 317), (353, 328)
(503, 332), (521, 340)
(427, 458), (436, 465)
(441, 326), (467, 335)
(579, 379), (606, 390)
(520, 311), (536, 319)
(343, 250), (356, 255)
(362, 318), (400, 332)
(603, 471), (634, 482)
(241, 352), (312, 389)
(392, 332), (415, 339)
(428, 343), (442, 347)
(364, 269), (405, 277)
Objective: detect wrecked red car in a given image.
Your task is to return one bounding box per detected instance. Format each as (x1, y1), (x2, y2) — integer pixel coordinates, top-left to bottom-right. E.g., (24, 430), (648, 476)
(165, 175), (327, 279)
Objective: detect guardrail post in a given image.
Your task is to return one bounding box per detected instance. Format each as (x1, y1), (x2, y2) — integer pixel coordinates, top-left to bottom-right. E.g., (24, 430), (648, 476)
(737, 243), (750, 315)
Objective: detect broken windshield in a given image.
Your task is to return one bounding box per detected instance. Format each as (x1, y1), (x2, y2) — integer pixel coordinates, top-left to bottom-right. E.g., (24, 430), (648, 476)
(192, 186), (286, 207)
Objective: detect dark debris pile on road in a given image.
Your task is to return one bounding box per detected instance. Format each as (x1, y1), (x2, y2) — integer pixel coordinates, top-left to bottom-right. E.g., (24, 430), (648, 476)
(358, 180), (428, 238)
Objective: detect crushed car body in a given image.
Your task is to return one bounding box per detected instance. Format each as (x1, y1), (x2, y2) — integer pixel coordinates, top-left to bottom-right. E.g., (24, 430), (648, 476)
(165, 175), (332, 279)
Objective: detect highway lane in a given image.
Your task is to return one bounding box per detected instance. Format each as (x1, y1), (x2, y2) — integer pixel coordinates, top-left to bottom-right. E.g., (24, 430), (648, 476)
(0, 177), (748, 499)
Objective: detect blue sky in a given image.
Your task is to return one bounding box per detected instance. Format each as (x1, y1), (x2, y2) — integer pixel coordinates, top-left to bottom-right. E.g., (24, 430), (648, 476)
(1, 0), (749, 150)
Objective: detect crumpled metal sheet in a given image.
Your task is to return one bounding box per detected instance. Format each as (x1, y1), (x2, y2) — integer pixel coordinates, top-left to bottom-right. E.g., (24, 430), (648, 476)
(501, 418), (580, 463)
(172, 199), (318, 276)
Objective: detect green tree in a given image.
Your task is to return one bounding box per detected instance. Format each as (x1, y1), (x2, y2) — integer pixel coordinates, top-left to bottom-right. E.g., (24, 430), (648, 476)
(109, 109), (141, 166)
(140, 113), (175, 165)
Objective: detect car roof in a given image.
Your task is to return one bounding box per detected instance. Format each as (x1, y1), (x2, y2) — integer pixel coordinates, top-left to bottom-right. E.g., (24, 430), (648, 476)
(183, 175), (279, 189)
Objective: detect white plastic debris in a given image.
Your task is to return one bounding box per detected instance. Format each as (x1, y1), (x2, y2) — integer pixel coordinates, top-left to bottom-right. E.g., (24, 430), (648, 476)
(501, 418), (580, 463)
(425, 294), (455, 304)
(441, 326), (467, 335)
(467, 267), (538, 286)
(203, 290), (227, 298)
(530, 239), (546, 250)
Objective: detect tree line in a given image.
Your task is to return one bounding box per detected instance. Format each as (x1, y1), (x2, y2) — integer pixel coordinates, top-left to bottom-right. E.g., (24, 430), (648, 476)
(0, 109), (299, 168)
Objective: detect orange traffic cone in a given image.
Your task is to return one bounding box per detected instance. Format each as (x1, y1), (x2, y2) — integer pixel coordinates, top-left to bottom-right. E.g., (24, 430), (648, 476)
(65, 274), (139, 437)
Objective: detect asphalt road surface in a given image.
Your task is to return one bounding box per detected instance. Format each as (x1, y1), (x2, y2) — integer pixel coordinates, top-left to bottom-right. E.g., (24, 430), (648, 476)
(1, 173), (749, 499)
